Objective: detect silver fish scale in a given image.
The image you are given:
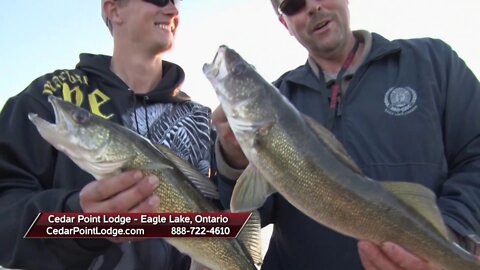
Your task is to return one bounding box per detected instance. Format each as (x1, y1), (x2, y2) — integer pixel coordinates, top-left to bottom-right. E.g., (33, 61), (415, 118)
(171, 238), (255, 270)
(121, 156), (257, 270)
(124, 150), (257, 270)
(204, 45), (480, 270)
(248, 107), (480, 269)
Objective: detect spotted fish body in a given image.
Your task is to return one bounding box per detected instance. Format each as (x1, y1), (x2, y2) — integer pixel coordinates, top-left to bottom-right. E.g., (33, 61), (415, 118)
(202, 45), (480, 270)
(28, 96), (262, 270)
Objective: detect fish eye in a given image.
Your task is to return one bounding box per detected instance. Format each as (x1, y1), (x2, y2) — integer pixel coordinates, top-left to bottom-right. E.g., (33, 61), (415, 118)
(72, 109), (91, 124)
(232, 62), (248, 75)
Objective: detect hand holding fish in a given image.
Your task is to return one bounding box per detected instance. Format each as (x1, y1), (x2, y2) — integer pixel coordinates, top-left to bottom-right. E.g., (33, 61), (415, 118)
(189, 259), (212, 270)
(212, 106), (248, 169)
(29, 96), (262, 269)
(79, 170), (160, 213)
(358, 240), (441, 270)
(203, 45), (480, 269)
(78, 170), (161, 243)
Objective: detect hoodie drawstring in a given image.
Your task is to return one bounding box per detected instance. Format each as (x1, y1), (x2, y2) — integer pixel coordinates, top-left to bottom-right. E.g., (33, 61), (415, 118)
(143, 96), (151, 140)
(130, 89), (152, 140)
(130, 89), (141, 135)
(129, 89), (152, 140)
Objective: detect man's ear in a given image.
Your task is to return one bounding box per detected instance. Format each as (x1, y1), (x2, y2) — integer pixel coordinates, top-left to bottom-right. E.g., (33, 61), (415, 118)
(279, 15), (288, 29)
(279, 16), (293, 35)
(104, 0), (123, 27)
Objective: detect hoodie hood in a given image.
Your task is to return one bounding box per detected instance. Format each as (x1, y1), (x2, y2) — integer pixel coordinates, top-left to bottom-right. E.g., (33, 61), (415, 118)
(75, 53), (191, 103)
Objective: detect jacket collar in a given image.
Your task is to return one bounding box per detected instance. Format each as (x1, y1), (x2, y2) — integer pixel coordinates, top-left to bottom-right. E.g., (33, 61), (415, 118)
(367, 32), (402, 62)
(76, 54), (191, 103)
(278, 32), (401, 90)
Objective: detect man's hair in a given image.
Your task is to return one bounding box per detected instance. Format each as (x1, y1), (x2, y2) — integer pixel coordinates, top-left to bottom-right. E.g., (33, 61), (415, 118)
(271, 0), (282, 16)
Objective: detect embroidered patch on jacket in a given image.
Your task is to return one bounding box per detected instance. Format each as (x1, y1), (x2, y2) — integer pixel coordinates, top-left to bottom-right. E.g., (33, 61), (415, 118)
(384, 87), (418, 116)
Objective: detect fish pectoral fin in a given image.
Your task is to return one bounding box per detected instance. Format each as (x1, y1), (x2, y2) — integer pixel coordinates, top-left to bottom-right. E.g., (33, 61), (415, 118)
(382, 181), (451, 240)
(87, 158), (131, 180)
(230, 164), (276, 212)
(303, 114), (363, 175)
(237, 210), (263, 266)
(152, 143), (219, 199)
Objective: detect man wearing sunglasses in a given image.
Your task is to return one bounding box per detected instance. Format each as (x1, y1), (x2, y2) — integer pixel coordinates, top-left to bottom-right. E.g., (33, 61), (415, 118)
(214, 0), (480, 269)
(0, 0), (214, 269)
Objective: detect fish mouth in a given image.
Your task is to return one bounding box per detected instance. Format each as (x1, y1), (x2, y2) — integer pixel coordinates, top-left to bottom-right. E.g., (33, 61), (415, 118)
(28, 95), (93, 159)
(202, 45), (229, 82)
(203, 45), (234, 108)
(29, 96), (128, 179)
(28, 95), (70, 139)
(203, 45), (243, 104)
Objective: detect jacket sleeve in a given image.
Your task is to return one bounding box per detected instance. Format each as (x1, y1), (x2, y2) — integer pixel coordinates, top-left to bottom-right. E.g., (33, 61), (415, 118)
(0, 87), (111, 269)
(435, 41), (480, 240)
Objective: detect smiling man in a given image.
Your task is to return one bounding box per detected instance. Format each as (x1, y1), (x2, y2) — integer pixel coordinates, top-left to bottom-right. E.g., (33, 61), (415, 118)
(212, 0), (480, 269)
(0, 1), (216, 269)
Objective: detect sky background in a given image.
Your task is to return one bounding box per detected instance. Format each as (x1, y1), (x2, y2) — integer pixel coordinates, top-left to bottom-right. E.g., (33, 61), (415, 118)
(0, 1), (478, 263)
(0, 0), (479, 110)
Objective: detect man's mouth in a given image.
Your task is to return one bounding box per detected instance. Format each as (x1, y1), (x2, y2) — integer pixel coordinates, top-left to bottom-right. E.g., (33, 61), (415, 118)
(155, 23), (175, 32)
(313, 20), (330, 32)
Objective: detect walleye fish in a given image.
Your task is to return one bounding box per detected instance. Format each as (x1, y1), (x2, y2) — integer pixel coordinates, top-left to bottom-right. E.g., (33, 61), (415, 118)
(28, 95), (262, 270)
(202, 45), (480, 270)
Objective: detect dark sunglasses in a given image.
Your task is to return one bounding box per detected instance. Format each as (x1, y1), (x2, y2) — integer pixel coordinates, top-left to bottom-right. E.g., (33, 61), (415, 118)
(278, 0), (306, 16)
(143, 0), (181, 7)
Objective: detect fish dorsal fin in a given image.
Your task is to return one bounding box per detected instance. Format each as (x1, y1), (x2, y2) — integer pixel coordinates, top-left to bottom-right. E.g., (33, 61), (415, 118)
(152, 143), (219, 200)
(302, 115), (363, 175)
(237, 211), (263, 266)
(230, 164), (276, 212)
(139, 162), (173, 171)
(382, 181), (450, 240)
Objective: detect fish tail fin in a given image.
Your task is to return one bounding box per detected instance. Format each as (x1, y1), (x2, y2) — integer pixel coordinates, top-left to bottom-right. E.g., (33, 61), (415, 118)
(237, 210), (263, 267)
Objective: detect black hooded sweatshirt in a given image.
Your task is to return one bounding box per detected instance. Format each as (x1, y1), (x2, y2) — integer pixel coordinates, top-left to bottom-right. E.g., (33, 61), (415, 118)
(0, 53), (213, 270)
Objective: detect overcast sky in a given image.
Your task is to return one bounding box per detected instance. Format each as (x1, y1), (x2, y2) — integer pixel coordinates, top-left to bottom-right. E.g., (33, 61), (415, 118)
(1, 0), (478, 109)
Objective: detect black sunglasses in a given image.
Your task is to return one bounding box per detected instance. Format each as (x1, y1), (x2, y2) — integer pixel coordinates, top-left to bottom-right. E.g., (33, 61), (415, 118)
(278, 0), (306, 16)
(143, 0), (181, 7)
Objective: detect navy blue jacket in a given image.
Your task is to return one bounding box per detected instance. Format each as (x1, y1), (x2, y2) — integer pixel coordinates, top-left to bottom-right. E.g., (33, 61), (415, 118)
(218, 33), (480, 269)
